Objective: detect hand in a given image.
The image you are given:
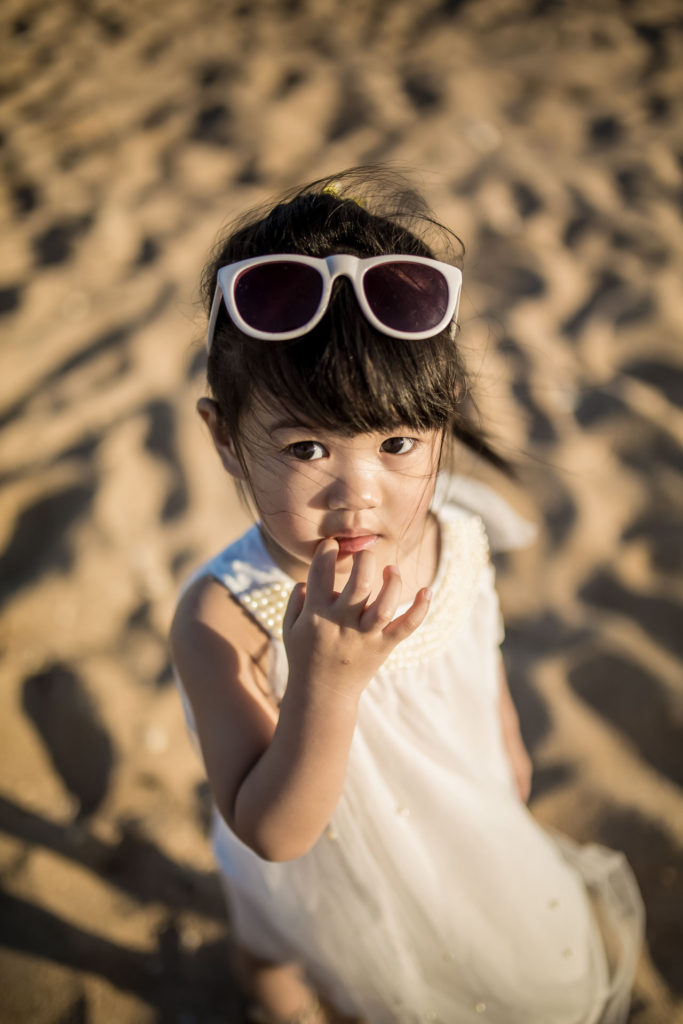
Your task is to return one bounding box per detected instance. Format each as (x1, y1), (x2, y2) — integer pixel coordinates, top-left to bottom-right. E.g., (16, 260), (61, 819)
(282, 538), (431, 701)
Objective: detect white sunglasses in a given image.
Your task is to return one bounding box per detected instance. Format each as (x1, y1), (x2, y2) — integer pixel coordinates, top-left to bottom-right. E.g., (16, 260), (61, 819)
(207, 253), (462, 349)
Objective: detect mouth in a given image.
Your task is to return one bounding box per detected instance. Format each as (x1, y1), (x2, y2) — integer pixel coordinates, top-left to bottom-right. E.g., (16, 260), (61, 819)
(333, 534), (379, 556)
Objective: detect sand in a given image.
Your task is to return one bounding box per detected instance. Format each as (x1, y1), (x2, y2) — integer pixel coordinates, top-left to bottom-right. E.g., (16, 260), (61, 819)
(0, 0), (681, 1021)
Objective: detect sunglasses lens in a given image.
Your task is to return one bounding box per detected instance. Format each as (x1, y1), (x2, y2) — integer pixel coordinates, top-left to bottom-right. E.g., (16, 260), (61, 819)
(364, 261), (450, 333)
(235, 261), (323, 334)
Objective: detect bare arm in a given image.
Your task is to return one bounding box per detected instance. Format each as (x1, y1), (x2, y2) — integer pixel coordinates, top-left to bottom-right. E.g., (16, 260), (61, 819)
(171, 539), (431, 862)
(497, 658), (533, 803)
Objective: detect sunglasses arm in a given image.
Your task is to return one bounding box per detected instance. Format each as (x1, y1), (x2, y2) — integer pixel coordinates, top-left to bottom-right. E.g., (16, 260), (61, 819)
(206, 283), (224, 351)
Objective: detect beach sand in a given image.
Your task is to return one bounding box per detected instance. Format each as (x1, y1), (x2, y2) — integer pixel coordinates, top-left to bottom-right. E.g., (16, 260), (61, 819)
(1, 1), (681, 1020)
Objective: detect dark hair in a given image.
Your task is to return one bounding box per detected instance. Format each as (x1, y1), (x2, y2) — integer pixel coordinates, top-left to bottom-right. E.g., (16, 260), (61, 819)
(201, 166), (511, 476)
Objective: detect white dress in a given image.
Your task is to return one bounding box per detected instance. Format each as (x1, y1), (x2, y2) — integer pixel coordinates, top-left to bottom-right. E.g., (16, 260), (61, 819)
(175, 475), (644, 1024)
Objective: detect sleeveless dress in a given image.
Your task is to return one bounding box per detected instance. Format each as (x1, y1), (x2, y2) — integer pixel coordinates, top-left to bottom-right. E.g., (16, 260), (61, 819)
(175, 475), (644, 1024)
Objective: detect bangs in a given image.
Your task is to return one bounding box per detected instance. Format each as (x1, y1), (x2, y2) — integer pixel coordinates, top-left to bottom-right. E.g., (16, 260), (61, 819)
(224, 283), (458, 437)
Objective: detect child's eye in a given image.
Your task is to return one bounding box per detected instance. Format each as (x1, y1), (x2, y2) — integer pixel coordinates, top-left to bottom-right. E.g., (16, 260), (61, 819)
(286, 440), (326, 461)
(381, 436), (416, 455)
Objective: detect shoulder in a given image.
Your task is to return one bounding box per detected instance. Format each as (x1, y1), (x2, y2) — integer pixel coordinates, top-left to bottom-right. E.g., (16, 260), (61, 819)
(171, 574), (240, 643)
(171, 522), (270, 650)
(171, 575), (271, 700)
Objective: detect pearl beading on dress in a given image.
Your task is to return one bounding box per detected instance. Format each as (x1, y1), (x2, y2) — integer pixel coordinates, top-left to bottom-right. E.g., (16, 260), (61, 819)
(236, 511), (489, 669)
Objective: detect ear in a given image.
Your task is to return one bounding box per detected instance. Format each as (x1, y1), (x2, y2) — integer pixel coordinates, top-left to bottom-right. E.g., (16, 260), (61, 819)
(197, 398), (245, 479)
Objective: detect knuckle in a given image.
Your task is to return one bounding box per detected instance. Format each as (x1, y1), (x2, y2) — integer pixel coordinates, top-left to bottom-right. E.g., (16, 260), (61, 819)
(398, 615), (418, 635)
(374, 608), (393, 626)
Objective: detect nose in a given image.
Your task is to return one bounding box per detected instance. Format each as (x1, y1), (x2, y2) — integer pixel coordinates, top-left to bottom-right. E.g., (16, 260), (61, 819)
(325, 457), (379, 511)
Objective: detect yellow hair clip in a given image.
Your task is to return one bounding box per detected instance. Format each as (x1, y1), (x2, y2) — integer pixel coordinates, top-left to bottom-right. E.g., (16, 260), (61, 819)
(322, 180), (366, 208)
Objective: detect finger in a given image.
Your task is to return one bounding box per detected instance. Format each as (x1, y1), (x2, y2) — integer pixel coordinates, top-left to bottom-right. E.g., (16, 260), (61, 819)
(359, 564), (403, 632)
(381, 586), (432, 641)
(304, 538), (339, 606)
(283, 581), (306, 633)
(336, 549), (375, 614)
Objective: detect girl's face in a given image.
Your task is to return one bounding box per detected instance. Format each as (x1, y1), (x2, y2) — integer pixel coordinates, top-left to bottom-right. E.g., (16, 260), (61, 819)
(234, 402), (443, 593)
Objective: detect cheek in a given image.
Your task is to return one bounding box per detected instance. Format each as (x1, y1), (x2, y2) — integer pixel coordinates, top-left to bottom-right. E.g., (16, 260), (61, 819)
(404, 492), (432, 527)
(280, 462), (331, 505)
(245, 455), (293, 504)
(399, 472), (437, 513)
(252, 465), (319, 519)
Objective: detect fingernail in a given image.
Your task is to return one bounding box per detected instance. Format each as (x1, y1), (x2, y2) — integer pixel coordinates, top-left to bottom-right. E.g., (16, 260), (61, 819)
(424, 588), (433, 601)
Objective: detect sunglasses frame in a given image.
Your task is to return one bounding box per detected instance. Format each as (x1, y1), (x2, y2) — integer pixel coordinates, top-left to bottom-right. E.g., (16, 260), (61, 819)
(207, 253), (462, 349)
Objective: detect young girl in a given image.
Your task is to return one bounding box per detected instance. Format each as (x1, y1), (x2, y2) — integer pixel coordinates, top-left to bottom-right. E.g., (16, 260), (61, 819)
(171, 169), (644, 1024)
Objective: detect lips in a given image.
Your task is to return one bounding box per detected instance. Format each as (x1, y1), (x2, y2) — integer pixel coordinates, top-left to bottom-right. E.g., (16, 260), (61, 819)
(333, 534), (378, 556)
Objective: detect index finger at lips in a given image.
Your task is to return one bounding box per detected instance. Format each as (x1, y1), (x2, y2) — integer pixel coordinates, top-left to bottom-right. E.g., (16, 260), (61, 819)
(305, 538), (339, 604)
